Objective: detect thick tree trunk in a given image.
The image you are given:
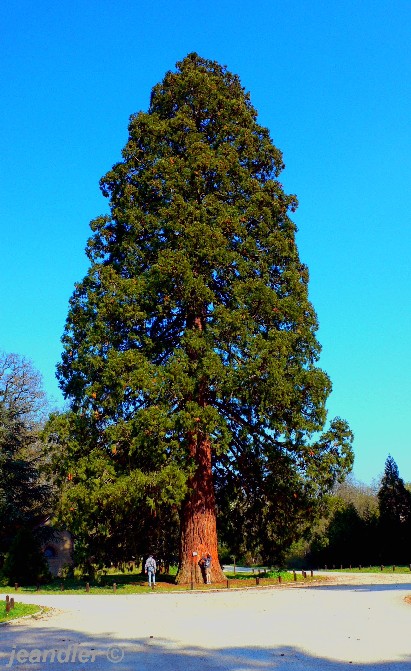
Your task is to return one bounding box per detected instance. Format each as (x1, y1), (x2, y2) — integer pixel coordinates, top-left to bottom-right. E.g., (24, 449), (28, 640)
(175, 433), (226, 584)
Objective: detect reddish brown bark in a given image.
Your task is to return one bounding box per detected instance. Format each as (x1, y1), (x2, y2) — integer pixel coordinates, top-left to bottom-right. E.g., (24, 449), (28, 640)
(175, 432), (226, 584)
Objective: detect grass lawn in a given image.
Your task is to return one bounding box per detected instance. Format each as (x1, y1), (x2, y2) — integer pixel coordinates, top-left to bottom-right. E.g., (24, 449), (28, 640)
(0, 569), (319, 595)
(0, 601), (42, 623)
(320, 565), (411, 573)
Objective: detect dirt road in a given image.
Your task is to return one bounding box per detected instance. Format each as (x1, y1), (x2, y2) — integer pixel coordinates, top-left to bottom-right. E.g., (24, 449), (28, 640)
(1, 573), (411, 670)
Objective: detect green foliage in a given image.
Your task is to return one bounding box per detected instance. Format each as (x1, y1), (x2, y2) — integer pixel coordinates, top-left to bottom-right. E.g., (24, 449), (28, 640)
(54, 53), (353, 567)
(0, 352), (52, 555)
(377, 455), (411, 563)
(44, 411), (185, 568)
(307, 458), (411, 568)
(0, 602), (42, 623)
(334, 475), (379, 518)
(3, 528), (51, 586)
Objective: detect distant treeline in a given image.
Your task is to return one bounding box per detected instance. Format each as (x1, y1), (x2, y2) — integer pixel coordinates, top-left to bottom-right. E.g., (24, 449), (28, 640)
(304, 455), (411, 568)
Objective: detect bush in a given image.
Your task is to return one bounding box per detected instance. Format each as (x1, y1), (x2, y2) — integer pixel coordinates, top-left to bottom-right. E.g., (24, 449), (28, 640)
(3, 528), (51, 586)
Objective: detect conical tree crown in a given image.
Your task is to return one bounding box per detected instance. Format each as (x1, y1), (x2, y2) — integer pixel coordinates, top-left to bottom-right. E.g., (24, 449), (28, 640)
(378, 455), (411, 522)
(59, 53), (329, 458)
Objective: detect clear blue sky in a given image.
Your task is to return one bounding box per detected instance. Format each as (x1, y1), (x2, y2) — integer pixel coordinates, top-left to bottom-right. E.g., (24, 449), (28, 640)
(2, 0), (410, 485)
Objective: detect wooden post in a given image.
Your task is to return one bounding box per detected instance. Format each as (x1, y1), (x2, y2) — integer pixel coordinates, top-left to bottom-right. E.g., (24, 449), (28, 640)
(60, 583), (64, 591)
(5, 599), (10, 614)
(14, 583), (18, 591)
(113, 582), (117, 593)
(85, 582), (90, 593)
(256, 576), (260, 585)
(293, 570), (297, 581)
(278, 575), (282, 584)
(393, 565), (396, 572)
(226, 579), (230, 589)
(10, 598), (14, 609)
(310, 569), (313, 578)
(381, 565), (384, 571)
(190, 580), (194, 590)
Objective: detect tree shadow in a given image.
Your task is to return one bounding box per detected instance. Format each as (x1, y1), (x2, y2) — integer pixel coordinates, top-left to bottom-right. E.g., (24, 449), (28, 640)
(1, 626), (411, 671)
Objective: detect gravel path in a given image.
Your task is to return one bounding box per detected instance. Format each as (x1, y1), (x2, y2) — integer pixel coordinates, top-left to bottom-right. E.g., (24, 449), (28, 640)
(1, 573), (411, 670)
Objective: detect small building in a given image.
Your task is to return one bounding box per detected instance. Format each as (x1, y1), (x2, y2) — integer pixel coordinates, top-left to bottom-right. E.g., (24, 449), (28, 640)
(36, 517), (73, 577)
(43, 529), (73, 577)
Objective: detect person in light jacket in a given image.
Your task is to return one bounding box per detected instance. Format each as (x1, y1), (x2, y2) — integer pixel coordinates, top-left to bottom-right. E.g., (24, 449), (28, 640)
(145, 554), (156, 587)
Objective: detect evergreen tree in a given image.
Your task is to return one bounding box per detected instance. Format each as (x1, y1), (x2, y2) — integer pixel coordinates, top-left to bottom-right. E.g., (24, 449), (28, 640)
(378, 455), (411, 563)
(44, 410), (183, 571)
(57, 54), (353, 583)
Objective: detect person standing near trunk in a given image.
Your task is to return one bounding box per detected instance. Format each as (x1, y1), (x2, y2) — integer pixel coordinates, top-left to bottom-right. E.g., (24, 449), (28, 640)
(145, 554), (156, 588)
(200, 553), (212, 584)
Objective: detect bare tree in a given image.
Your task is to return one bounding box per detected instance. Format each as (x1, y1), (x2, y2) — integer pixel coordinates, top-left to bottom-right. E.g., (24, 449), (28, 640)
(0, 352), (52, 553)
(0, 351), (47, 423)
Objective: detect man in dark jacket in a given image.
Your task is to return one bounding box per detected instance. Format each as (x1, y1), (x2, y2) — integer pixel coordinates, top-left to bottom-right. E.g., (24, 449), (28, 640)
(203, 553), (212, 584)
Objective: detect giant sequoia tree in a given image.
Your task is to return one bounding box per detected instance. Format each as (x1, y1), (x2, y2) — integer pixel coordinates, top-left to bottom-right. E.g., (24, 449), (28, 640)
(58, 54), (353, 582)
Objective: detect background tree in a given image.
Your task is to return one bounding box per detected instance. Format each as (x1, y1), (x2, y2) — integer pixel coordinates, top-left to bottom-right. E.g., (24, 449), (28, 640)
(334, 475), (379, 519)
(216, 417), (354, 566)
(57, 53), (353, 582)
(307, 475), (379, 568)
(377, 455), (411, 563)
(0, 352), (52, 560)
(44, 410), (184, 573)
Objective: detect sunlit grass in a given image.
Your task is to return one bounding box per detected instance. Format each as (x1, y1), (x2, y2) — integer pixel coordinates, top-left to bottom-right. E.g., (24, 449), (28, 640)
(0, 601), (42, 623)
(320, 565), (411, 574)
(0, 568), (323, 595)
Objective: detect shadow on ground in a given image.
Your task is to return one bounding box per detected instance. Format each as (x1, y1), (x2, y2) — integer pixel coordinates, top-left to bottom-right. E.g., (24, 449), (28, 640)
(1, 626), (411, 671)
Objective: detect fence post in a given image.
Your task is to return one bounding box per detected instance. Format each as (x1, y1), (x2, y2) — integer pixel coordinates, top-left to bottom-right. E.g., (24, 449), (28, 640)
(10, 598), (14, 609)
(14, 583), (18, 591)
(113, 583), (117, 593)
(85, 582), (90, 593)
(226, 579), (230, 589)
(393, 565), (396, 572)
(278, 575), (282, 584)
(293, 570), (297, 582)
(256, 576), (260, 585)
(5, 596), (10, 614)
